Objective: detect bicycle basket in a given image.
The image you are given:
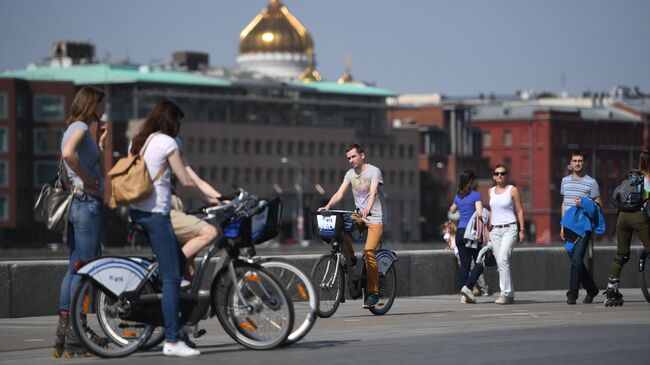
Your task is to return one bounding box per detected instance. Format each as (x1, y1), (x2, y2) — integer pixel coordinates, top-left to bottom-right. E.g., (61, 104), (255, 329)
(224, 196), (281, 247)
(311, 211), (348, 243)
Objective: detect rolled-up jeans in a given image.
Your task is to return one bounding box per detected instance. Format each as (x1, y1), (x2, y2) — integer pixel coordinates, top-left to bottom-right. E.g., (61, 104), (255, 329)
(59, 193), (103, 312)
(490, 224), (518, 299)
(130, 209), (187, 342)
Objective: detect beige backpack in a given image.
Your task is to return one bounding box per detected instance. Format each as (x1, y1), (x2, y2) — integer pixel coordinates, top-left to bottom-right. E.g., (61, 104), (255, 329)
(107, 134), (167, 208)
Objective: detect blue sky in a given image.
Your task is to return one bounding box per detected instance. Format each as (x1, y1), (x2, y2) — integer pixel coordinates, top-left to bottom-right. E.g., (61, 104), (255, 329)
(1, 0), (648, 95)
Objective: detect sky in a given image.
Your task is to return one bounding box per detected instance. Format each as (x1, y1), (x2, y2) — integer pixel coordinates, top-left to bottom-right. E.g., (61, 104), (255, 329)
(0, 0), (648, 96)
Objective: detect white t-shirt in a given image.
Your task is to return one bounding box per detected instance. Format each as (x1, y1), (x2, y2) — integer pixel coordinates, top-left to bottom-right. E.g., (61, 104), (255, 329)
(130, 133), (178, 214)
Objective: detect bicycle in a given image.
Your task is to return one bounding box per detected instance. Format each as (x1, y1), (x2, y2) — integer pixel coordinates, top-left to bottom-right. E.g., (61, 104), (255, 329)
(310, 210), (398, 317)
(128, 204), (319, 349)
(68, 188), (294, 358)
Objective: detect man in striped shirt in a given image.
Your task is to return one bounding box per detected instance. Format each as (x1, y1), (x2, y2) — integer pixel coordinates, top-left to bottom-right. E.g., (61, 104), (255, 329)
(560, 150), (603, 305)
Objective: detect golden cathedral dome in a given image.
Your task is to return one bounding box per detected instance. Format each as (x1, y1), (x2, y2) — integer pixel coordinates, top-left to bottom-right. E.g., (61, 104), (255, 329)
(239, 0), (314, 54)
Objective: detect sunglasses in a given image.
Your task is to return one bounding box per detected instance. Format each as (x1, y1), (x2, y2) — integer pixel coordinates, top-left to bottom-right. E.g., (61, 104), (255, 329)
(493, 171), (507, 176)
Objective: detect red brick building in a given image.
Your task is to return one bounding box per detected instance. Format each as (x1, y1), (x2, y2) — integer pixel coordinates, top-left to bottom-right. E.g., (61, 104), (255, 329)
(472, 102), (645, 243)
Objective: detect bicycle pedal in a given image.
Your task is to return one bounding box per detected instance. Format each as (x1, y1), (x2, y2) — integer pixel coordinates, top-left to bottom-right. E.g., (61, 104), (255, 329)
(193, 329), (207, 338)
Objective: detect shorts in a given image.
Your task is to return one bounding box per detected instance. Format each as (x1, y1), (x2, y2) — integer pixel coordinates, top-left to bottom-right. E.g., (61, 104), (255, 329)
(170, 195), (208, 245)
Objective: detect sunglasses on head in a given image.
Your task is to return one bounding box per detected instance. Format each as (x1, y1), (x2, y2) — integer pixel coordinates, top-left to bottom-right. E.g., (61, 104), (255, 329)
(493, 171), (507, 176)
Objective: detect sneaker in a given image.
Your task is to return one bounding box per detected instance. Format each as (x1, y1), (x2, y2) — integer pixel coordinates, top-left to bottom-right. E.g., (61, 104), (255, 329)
(566, 293), (577, 305)
(363, 293), (379, 308)
(180, 279), (192, 289)
(495, 296), (514, 305)
(460, 295), (467, 303)
(583, 291), (597, 304)
(460, 286), (476, 304)
(481, 291), (491, 297)
(163, 341), (200, 357)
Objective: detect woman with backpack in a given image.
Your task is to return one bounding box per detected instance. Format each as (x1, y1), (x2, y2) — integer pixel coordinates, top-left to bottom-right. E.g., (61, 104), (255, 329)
(54, 86), (108, 357)
(128, 100), (200, 357)
(604, 150), (650, 306)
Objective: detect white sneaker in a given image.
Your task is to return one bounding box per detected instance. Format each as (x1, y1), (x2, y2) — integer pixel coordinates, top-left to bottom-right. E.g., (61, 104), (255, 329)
(460, 286), (476, 303)
(163, 341), (200, 357)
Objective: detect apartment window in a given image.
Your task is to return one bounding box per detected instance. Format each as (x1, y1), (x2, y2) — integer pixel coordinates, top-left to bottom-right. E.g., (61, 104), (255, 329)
(287, 141), (294, 155)
(277, 169), (285, 184)
(232, 139), (240, 154)
(255, 168), (262, 183)
(34, 95), (65, 121)
(276, 141), (283, 155)
(318, 142), (325, 156)
(0, 160), (7, 187)
(34, 128), (64, 155)
(408, 145), (415, 159)
(0, 127), (7, 152)
(483, 132), (492, 147)
(244, 168), (251, 183)
(266, 168), (273, 183)
(408, 171), (415, 186)
(389, 144), (395, 158)
(34, 161), (58, 187)
(221, 139), (229, 154)
(221, 167), (230, 182)
(329, 170), (337, 184)
(298, 141), (304, 155)
(503, 130), (512, 146)
(328, 142), (336, 156)
(210, 167), (217, 181)
(0, 92), (7, 120)
(266, 140), (273, 155)
(198, 138), (206, 153)
(244, 139), (251, 154)
(254, 140), (262, 154)
(210, 138), (217, 153)
(186, 137), (195, 153)
(198, 166), (206, 178)
(398, 145), (405, 159)
(307, 142), (314, 156)
(0, 195), (8, 221)
(233, 167), (240, 182)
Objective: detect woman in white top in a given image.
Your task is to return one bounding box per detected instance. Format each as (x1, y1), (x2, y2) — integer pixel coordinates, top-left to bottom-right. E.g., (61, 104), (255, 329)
(488, 164), (525, 304)
(460, 164), (525, 304)
(128, 101), (200, 357)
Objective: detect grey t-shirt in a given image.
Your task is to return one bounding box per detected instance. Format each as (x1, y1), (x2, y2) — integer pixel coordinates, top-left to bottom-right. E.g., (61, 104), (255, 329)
(560, 174), (599, 214)
(344, 164), (386, 225)
(61, 121), (103, 192)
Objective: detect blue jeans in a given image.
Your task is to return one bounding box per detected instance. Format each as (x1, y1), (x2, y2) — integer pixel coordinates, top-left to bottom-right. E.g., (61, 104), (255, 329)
(456, 228), (478, 291)
(567, 233), (598, 298)
(59, 193), (103, 312)
(130, 209), (186, 342)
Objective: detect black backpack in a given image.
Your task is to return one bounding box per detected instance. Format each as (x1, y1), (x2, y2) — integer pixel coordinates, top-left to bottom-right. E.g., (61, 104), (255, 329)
(611, 169), (645, 212)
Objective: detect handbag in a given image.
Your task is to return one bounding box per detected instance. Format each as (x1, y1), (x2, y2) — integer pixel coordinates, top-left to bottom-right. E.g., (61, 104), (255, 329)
(33, 160), (73, 233)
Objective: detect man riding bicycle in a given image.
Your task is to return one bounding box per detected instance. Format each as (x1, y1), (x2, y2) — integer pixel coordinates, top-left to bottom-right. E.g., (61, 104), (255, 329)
(318, 143), (387, 308)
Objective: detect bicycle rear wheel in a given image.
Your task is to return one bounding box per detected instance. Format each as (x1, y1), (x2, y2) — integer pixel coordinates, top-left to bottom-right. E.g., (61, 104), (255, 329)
(369, 264), (397, 315)
(70, 277), (154, 358)
(213, 263), (294, 350)
(311, 254), (343, 318)
(641, 252), (650, 303)
(262, 258), (318, 346)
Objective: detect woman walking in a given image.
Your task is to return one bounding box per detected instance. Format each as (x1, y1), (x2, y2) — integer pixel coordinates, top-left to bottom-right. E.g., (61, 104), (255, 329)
(54, 86), (108, 357)
(449, 170), (483, 299)
(461, 164), (525, 304)
(128, 100), (200, 357)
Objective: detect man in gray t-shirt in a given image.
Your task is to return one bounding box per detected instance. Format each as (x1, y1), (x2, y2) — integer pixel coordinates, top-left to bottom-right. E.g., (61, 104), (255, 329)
(318, 143), (386, 308)
(560, 150), (602, 305)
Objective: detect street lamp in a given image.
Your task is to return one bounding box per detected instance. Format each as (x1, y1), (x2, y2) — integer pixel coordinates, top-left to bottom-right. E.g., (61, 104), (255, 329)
(280, 157), (305, 246)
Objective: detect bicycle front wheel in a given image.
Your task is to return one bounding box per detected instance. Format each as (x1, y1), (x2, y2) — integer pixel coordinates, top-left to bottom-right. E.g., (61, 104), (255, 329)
(213, 263), (294, 350)
(262, 259), (318, 346)
(641, 252), (650, 303)
(311, 254), (343, 318)
(369, 264), (397, 315)
(70, 277), (154, 358)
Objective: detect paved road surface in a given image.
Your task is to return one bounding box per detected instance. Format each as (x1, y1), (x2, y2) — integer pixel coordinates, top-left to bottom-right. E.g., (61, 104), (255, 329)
(1, 289), (648, 365)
